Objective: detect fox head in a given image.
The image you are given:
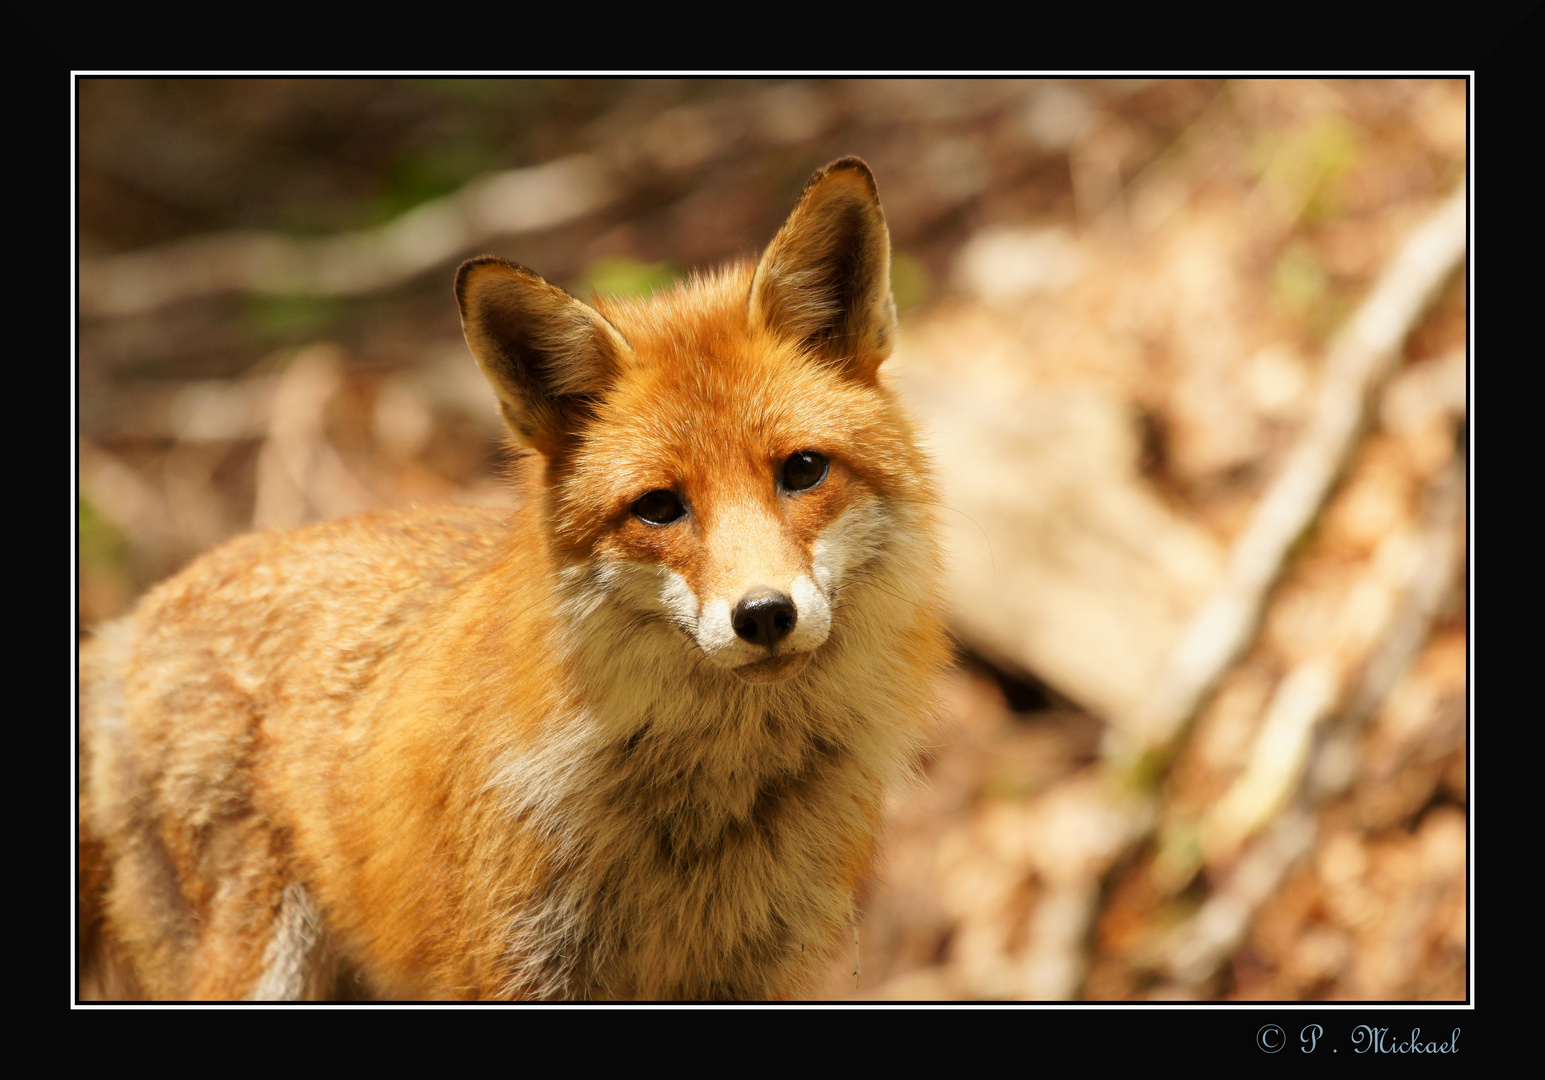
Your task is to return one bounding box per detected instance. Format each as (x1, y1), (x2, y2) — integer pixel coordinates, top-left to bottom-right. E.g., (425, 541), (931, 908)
(456, 158), (932, 685)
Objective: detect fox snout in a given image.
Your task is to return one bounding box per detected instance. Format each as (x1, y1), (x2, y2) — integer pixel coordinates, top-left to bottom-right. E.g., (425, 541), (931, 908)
(732, 588), (796, 648)
(604, 487), (894, 684)
(688, 569), (832, 682)
(718, 585), (815, 683)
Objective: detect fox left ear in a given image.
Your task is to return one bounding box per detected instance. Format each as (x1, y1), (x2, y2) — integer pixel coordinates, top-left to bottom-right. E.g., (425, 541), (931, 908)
(456, 256), (632, 459)
(749, 157), (897, 383)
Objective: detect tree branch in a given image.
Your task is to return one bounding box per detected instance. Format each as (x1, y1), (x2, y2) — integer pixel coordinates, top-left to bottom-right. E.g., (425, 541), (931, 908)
(1121, 183), (1467, 759)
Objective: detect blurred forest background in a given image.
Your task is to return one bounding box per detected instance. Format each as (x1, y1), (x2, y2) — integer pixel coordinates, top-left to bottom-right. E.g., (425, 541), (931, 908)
(75, 78), (1468, 1001)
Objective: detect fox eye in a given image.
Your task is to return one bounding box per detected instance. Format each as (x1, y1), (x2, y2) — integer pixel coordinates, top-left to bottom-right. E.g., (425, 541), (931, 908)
(782, 450), (828, 492)
(632, 489), (685, 525)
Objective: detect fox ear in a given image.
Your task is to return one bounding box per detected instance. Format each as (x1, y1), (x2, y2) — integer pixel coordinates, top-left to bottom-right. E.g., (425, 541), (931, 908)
(749, 157), (897, 383)
(456, 257), (631, 457)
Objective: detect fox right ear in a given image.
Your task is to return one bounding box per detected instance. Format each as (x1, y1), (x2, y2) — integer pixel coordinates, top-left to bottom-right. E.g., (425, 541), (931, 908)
(749, 157), (896, 384)
(456, 257), (632, 457)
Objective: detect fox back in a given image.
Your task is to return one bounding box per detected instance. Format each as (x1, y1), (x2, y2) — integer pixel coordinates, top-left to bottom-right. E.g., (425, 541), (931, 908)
(78, 158), (949, 1000)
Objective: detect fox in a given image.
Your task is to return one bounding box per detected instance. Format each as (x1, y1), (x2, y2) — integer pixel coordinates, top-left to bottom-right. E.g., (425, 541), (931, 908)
(77, 157), (949, 1001)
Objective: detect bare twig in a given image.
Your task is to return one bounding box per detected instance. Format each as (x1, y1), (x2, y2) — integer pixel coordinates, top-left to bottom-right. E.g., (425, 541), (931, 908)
(78, 438), (175, 559)
(1082, 185), (1468, 997)
(1121, 183), (1468, 758)
(80, 156), (616, 318)
(1165, 807), (1317, 986)
(1200, 660), (1338, 860)
(1160, 453), (1465, 987)
(1315, 456), (1466, 798)
(251, 344), (377, 530)
(79, 81), (1068, 322)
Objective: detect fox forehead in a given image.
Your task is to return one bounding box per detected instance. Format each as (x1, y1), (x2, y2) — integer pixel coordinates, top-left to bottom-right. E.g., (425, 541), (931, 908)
(562, 288), (893, 512)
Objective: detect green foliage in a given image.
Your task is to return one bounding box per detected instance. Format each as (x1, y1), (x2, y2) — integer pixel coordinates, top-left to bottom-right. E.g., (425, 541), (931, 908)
(79, 496), (124, 571)
(243, 295), (345, 339)
(364, 137), (503, 226)
(418, 79), (552, 106)
(1120, 744), (1172, 797)
(1272, 242), (1347, 340)
(1250, 116), (1362, 226)
(890, 252), (931, 312)
(1153, 819), (1204, 891)
(576, 256), (681, 302)
(1273, 243), (1328, 319)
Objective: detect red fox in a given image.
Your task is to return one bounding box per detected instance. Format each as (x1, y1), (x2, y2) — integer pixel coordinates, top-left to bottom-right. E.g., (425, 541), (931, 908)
(77, 158), (949, 1000)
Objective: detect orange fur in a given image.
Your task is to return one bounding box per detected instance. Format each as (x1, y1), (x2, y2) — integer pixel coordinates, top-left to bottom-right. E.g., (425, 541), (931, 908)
(78, 158), (949, 1000)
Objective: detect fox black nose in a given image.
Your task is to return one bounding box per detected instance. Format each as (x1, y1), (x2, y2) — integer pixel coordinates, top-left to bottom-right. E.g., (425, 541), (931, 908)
(733, 588), (797, 648)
